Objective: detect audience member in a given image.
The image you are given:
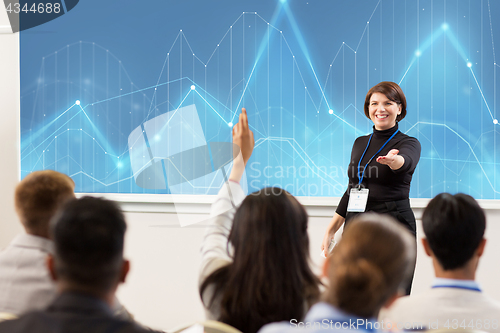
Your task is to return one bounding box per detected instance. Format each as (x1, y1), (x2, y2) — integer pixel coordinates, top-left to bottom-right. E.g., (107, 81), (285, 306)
(199, 108), (321, 333)
(259, 213), (416, 333)
(0, 197), (161, 333)
(380, 193), (500, 331)
(0, 170), (75, 315)
(0, 170), (130, 320)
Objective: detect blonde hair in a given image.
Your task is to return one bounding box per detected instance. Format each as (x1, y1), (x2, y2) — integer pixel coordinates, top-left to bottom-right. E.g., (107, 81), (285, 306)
(15, 170), (75, 237)
(325, 213), (415, 318)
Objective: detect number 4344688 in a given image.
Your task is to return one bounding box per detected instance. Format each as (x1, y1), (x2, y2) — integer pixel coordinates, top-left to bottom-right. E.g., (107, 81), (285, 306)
(6, 3), (61, 14)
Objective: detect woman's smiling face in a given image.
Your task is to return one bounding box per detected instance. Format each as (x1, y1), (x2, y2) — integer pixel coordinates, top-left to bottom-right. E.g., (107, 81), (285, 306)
(368, 92), (401, 130)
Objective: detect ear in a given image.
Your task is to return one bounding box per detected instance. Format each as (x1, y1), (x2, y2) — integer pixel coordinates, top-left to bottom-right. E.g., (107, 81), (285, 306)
(421, 238), (433, 257)
(46, 255), (58, 282)
(475, 238), (486, 257)
(119, 259), (130, 284)
(321, 255), (330, 279)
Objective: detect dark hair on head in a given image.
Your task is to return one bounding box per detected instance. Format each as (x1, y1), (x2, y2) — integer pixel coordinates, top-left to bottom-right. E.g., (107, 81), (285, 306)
(364, 81), (407, 122)
(15, 170), (75, 237)
(50, 196), (126, 294)
(422, 193), (485, 270)
(200, 187), (321, 333)
(326, 213), (415, 318)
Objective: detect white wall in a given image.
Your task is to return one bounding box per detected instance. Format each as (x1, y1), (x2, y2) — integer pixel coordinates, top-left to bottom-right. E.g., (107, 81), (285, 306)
(0, 9), (23, 246)
(1, 10), (500, 333)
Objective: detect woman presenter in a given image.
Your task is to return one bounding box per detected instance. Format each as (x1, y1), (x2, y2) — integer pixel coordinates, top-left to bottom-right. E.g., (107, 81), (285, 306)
(321, 81), (420, 294)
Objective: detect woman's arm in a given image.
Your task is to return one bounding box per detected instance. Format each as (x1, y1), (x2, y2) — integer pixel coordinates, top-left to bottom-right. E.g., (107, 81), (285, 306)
(376, 137), (421, 172)
(321, 212), (345, 253)
(199, 108), (254, 285)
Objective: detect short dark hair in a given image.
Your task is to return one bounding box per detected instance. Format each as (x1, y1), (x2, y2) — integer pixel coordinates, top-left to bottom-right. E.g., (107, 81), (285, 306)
(50, 196), (126, 294)
(15, 170), (75, 236)
(422, 193), (485, 270)
(364, 81), (407, 122)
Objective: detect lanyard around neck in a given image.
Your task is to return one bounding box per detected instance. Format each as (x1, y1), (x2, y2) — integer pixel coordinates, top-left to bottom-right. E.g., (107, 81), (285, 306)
(357, 129), (399, 186)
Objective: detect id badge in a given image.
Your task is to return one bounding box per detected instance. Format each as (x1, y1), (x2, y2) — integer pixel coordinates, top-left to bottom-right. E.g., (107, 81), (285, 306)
(347, 188), (369, 212)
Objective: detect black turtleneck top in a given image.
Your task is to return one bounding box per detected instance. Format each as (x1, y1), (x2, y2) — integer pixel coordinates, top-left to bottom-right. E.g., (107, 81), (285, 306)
(336, 123), (421, 217)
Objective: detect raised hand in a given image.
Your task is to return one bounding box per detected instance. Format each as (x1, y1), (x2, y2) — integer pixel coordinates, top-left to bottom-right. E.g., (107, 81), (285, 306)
(230, 108), (254, 182)
(232, 108), (254, 165)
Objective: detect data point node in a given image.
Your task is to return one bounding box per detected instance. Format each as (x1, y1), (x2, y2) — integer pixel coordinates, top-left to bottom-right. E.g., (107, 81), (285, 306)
(329, 109), (334, 114)
(467, 62), (472, 68)
(191, 85), (196, 90)
(494, 119), (499, 125)
(442, 23), (449, 30)
(75, 100), (81, 105)
(415, 50), (421, 57)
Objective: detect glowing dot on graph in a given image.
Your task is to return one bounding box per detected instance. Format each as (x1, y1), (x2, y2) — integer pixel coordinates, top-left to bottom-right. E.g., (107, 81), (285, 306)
(228, 122), (233, 127)
(117, 162), (123, 168)
(467, 62), (472, 67)
(415, 50), (421, 57)
(155, 135), (160, 141)
(494, 119), (499, 125)
(75, 100), (81, 105)
(329, 109), (334, 114)
(191, 85), (196, 90)
(442, 23), (449, 30)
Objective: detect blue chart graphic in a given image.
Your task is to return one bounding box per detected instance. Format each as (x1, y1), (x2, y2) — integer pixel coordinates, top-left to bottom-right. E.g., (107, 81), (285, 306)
(20, 0), (500, 199)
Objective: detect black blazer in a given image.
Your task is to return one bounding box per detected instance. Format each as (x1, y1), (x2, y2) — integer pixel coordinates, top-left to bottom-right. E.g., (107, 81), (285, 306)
(0, 292), (162, 333)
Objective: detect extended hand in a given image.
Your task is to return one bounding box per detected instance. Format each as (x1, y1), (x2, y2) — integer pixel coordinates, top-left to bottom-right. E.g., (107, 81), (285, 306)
(376, 149), (404, 170)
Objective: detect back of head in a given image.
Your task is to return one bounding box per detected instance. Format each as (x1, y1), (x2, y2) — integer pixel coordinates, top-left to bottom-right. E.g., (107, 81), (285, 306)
(204, 187), (320, 333)
(15, 170), (75, 237)
(422, 193), (485, 270)
(50, 196), (126, 295)
(326, 213), (415, 318)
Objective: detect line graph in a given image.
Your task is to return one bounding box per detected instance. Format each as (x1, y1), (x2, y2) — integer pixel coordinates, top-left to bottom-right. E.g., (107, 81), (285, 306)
(19, 0), (500, 199)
